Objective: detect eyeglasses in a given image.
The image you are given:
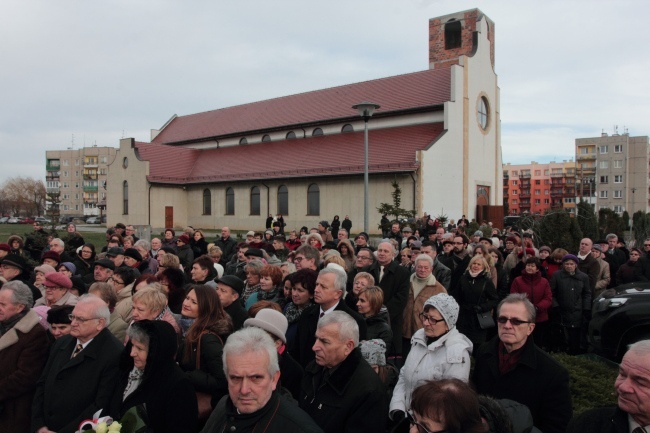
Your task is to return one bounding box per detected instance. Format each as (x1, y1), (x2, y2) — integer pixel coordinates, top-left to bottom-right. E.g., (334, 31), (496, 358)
(293, 257), (305, 262)
(497, 316), (531, 326)
(357, 256), (371, 261)
(109, 277), (124, 285)
(68, 314), (101, 324)
(407, 411), (446, 433)
(419, 313), (446, 325)
(644, 244), (650, 247)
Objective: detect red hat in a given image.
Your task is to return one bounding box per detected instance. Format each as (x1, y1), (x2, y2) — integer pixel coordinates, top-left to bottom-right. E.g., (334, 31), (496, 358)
(178, 234), (190, 244)
(41, 251), (61, 265)
(43, 272), (73, 290)
(0, 243), (10, 252)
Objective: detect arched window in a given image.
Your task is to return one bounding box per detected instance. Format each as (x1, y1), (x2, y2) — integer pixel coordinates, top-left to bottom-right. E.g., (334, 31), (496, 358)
(341, 124), (354, 133)
(202, 189), (211, 215)
(278, 185), (288, 215)
(225, 187), (235, 215)
(262, 134), (271, 142)
(312, 128), (324, 137)
(122, 181), (128, 215)
(286, 131), (297, 139)
(250, 186), (260, 215)
(307, 184), (320, 216)
(239, 137), (248, 145)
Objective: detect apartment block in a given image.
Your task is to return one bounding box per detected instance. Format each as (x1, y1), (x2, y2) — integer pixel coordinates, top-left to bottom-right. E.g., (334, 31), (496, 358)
(575, 130), (649, 215)
(503, 161), (576, 215)
(45, 146), (117, 217)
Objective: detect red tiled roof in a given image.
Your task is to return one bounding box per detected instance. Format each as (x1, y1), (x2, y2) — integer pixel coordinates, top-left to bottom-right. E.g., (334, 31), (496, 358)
(136, 123), (445, 185)
(151, 68), (451, 145)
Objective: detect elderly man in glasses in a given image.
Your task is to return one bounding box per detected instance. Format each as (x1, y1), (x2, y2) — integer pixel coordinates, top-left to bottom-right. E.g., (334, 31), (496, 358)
(471, 293), (572, 433)
(32, 294), (122, 433)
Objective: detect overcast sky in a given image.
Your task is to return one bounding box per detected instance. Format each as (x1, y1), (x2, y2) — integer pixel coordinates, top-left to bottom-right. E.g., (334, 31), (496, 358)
(1, 0), (648, 185)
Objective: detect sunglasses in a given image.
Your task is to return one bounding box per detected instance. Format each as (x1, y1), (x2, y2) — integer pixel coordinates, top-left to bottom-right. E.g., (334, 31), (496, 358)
(497, 316), (531, 326)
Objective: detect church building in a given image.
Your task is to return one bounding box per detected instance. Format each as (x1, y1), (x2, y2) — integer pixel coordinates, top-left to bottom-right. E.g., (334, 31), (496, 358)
(107, 8), (503, 233)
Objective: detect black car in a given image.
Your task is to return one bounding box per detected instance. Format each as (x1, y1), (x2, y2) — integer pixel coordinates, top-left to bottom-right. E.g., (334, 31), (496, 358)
(589, 282), (650, 361)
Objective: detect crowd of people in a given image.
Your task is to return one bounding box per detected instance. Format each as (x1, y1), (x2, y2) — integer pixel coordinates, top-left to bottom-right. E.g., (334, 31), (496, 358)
(0, 216), (649, 433)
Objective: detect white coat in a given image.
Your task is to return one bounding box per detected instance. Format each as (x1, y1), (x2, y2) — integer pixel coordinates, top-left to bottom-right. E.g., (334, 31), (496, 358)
(389, 326), (473, 415)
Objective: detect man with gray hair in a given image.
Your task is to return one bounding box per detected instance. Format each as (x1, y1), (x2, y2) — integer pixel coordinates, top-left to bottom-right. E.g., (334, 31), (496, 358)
(48, 237), (73, 263)
(604, 233), (627, 287)
(291, 266), (367, 367)
(299, 311), (388, 433)
(472, 293), (572, 433)
(567, 339), (650, 433)
(201, 327), (323, 433)
(32, 294), (123, 433)
(0, 281), (50, 433)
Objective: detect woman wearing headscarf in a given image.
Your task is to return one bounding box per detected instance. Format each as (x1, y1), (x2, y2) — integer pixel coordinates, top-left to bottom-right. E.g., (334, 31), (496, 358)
(110, 320), (197, 433)
(72, 243), (96, 278)
(389, 293), (473, 422)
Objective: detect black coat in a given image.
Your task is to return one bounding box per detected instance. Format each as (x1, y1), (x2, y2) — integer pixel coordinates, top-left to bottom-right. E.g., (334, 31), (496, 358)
(566, 406), (629, 433)
(32, 328), (123, 433)
(224, 301), (248, 331)
(203, 392), (323, 433)
(452, 270), (498, 345)
(291, 301), (367, 368)
(299, 348), (388, 433)
(365, 307), (393, 354)
(110, 321), (198, 433)
(362, 260), (410, 353)
(472, 336), (572, 433)
(550, 269), (591, 327)
(215, 236), (238, 266)
(177, 331), (228, 406)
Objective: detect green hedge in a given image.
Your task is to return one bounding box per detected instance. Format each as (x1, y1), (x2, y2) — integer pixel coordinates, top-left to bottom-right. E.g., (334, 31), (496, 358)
(551, 353), (619, 415)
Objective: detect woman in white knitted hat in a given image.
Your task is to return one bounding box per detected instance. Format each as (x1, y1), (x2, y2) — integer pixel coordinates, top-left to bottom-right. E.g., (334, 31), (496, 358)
(389, 292), (473, 422)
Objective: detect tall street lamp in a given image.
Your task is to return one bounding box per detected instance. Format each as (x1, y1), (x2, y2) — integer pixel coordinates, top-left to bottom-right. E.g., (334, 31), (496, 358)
(352, 102), (380, 234)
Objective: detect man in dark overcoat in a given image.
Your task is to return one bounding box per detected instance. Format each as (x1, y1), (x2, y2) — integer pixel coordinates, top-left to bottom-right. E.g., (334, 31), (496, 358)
(32, 294), (122, 433)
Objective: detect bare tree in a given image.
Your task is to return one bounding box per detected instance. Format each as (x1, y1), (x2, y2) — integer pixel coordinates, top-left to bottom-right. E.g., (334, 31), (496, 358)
(1, 177), (47, 216)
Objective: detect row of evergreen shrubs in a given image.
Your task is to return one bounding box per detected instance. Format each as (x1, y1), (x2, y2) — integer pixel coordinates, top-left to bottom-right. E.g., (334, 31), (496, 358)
(551, 353), (619, 415)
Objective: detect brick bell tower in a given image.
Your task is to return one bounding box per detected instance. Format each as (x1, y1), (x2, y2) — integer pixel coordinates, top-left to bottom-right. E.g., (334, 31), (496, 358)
(428, 8), (495, 70)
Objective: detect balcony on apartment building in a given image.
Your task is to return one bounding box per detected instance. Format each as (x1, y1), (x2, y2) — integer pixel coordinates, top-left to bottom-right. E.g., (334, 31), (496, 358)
(83, 173), (98, 181)
(519, 191), (531, 199)
(46, 173), (60, 181)
(519, 172), (531, 179)
(46, 187), (60, 195)
(519, 201), (531, 209)
(46, 161), (60, 171)
(576, 153), (596, 161)
(84, 159), (99, 168)
(551, 190), (564, 198)
(83, 185), (98, 192)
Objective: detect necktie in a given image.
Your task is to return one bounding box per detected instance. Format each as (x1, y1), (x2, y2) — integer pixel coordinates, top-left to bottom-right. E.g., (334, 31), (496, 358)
(71, 343), (83, 359)
(319, 312), (324, 318)
(632, 428), (647, 433)
(379, 266), (385, 282)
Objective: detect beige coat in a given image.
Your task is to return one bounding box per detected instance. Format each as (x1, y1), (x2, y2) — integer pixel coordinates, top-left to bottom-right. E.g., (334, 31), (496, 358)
(402, 273), (447, 339)
(115, 283), (134, 323)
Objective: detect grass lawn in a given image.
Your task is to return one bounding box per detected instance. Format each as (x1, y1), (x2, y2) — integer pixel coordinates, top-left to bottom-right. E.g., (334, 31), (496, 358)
(0, 224), (108, 247)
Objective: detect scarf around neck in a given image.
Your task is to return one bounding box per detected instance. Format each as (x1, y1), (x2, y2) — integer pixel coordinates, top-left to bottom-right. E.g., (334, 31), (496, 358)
(410, 273), (437, 299)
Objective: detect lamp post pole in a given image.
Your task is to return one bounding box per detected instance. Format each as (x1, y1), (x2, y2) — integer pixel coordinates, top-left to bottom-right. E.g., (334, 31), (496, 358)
(631, 187), (636, 235)
(352, 102), (380, 234)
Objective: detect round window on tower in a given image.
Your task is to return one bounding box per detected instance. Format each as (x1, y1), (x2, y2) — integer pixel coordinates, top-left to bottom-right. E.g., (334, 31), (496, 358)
(477, 95), (490, 132)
